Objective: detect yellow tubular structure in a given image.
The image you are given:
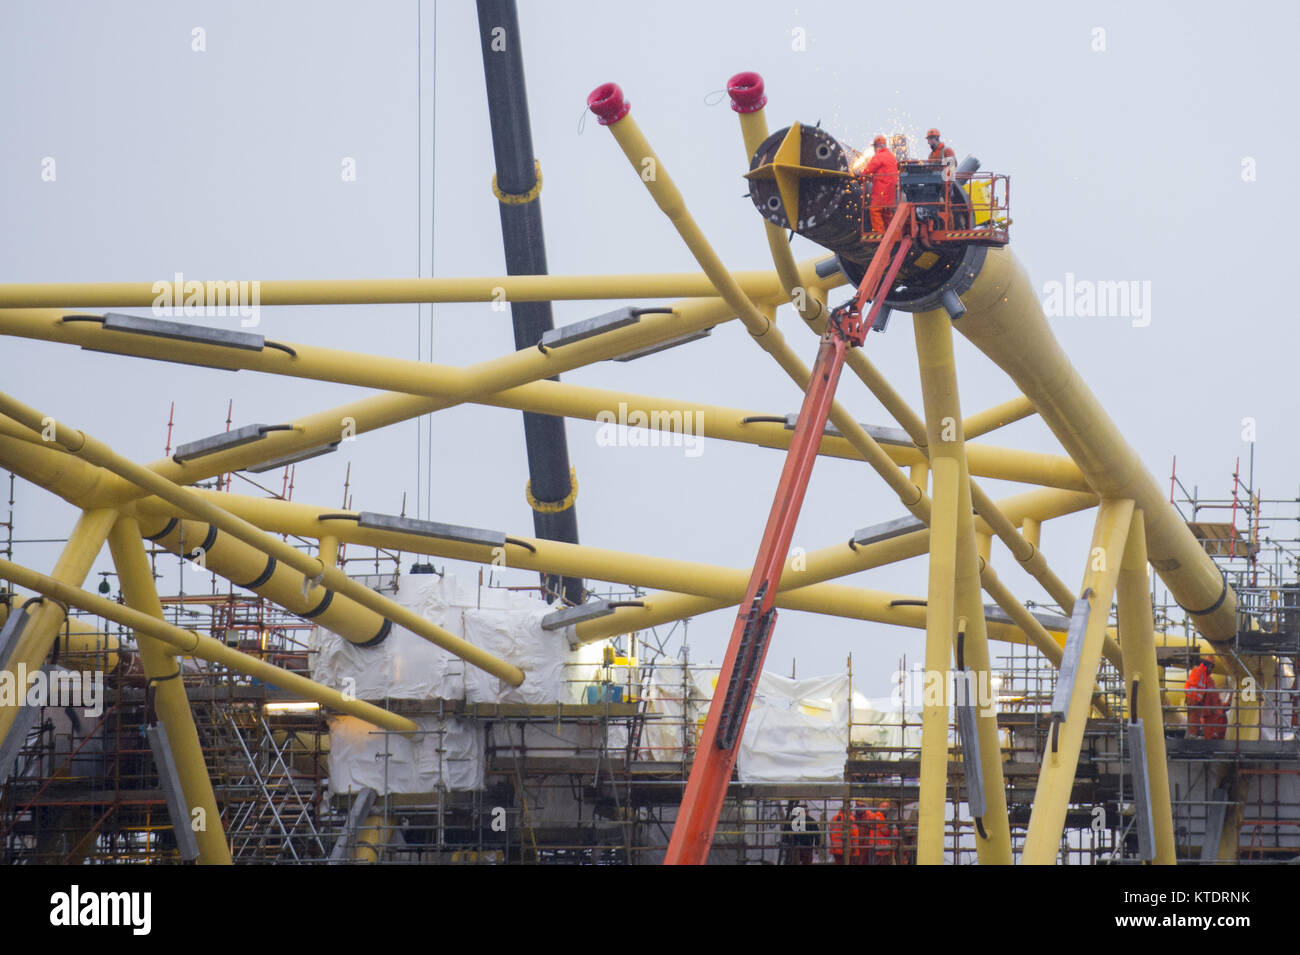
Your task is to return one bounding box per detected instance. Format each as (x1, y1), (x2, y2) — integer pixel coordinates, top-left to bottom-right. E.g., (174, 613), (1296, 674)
(958, 250), (1237, 648)
(734, 97), (827, 325)
(0, 315), (1091, 492)
(108, 518), (232, 864)
(731, 96), (1085, 666)
(0, 393), (525, 687)
(0, 424), (1098, 643)
(730, 115), (1092, 660)
(1022, 497), (1135, 864)
(0, 507), (117, 749)
(599, 106), (930, 527)
(918, 455), (959, 864)
(140, 515), (389, 646)
(962, 395), (1036, 440)
(1116, 509), (1176, 864)
(0, 601), (121, 671)
(0, 269), (807, 308)
(914, 309), (1012, 864)
(351, 815), (397, 863)
(0, 557), (416, 733)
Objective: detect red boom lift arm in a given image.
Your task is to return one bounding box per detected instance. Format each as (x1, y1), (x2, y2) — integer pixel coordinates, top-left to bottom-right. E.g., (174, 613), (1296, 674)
(664, 203), (915, 864)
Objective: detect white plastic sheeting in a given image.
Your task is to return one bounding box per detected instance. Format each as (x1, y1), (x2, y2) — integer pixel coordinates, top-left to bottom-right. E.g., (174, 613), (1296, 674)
(641, 666), (857, 782)
(328, 714), (485, 794)
(737, 673), (850, 783)
(315, 574), (621, 795)
(851, 694), (924, 755)
(311, 574), (583, 704)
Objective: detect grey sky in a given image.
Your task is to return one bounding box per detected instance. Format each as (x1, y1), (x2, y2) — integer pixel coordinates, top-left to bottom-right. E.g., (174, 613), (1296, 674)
(2, 0), (1296, 693)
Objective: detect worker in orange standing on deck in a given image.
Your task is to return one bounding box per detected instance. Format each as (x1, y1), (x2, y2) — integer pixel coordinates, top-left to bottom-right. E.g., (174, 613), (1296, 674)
(862, 135), (899, 234)
(829, 804), (864, 864)
(1185, 654), (1229, 740)
(861, 801), (898, 864)
(926, 128), (956, 163)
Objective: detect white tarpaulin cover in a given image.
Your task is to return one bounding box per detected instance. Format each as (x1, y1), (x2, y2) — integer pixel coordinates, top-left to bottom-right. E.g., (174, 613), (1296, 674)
(328, 714), (484, 794)
(311, 574), (582, 704)
(314, 574), (615, 795)
(736, 672), (850, 782)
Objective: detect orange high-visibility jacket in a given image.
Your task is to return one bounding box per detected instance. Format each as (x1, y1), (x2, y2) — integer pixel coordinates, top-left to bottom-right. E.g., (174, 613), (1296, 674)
(863, 149), (899, 206)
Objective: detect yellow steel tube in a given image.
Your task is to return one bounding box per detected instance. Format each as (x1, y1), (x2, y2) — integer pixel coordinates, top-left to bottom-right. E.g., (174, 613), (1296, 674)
(141, 515), (389, 645)
(735, 101), (827, 325)
(914, 309), (1011, 864)
(599, 107), (929, 524)
(918, 455), (958, 865)
(1116, 509), (1176, 864)
(0, 427), (1097, 639)
(0, 557), (417, 733)
(108, 517), (232, 865)
(1021, 497), (1134, 864)
(146, 484), (1094, 638)
(0, 312), (1092, 493)
(961, 395), (1036, 440)
(0, 314), (1090, 493)
(0, 269), (824, 309)
(0, 600), (120, 671)
(958, 249), (1237, 646)
(0, 507), (116, 748)
(0, 391), (524, 687)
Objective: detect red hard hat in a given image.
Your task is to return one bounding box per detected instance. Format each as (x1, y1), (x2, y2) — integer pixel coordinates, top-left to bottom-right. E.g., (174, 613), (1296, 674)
(927, 128), (941, 138)
(872, 135), (887, 147)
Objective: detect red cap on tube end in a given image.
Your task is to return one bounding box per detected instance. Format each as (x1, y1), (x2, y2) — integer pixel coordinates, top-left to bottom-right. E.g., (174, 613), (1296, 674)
(726, 72), (767, 113)
(587, 83), (630, 125)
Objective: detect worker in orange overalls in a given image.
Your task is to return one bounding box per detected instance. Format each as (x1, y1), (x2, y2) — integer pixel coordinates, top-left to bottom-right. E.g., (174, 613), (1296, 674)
(861, 801), (898, 864)
(862, 135), (899, 234)
(1185, 654), (1229, 740)
(926, 128), (956, 163)
(829, 804), (865, 864)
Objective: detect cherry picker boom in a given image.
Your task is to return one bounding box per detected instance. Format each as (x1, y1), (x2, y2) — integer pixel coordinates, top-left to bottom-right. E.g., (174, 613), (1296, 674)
(664, 204), (917, 865)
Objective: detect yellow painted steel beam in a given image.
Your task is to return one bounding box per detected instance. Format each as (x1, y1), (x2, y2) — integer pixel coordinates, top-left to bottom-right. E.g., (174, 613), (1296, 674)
(143, 515), (389, 645)
(1116, 509), (1176, 865)
(0, 507), (116, 749)
(0, 557), (417, 733)
(0, 269), (828, 309)
(958, 249), (1238, 649)
(597, 104), (930, 531)
(0, 313), (1092, 493)
(0, 291), (795, 505)
(918, 455), (958, 865)
(0, 391), (525, 687)
(739, 174), (1088, 637)
(352, 814), (397, 863)
(107, 517), (232, 865)
(1021, 497), (1134, 864)
(914, 308), (1012, 864)
(735, 96), (827, 325)
(961, 395), (1036, 440)
(0, 599), (120, 671)
(0, 434), (389, 646)
(571, 485), (1101, 643)
(0, 426), (1097, 642)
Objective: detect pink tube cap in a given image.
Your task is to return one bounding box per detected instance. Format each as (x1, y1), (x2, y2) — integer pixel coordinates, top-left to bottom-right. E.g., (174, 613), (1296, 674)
(587, 83), (630, 125)
(727, 72), (767, 113)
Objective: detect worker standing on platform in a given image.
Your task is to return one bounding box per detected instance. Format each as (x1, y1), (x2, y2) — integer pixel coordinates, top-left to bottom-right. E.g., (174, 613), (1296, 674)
(829, 803), (865, 864)
(863, 135), (899, 234)
(926, 128), (956, 163)
(1185, 654), (1229, 740)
